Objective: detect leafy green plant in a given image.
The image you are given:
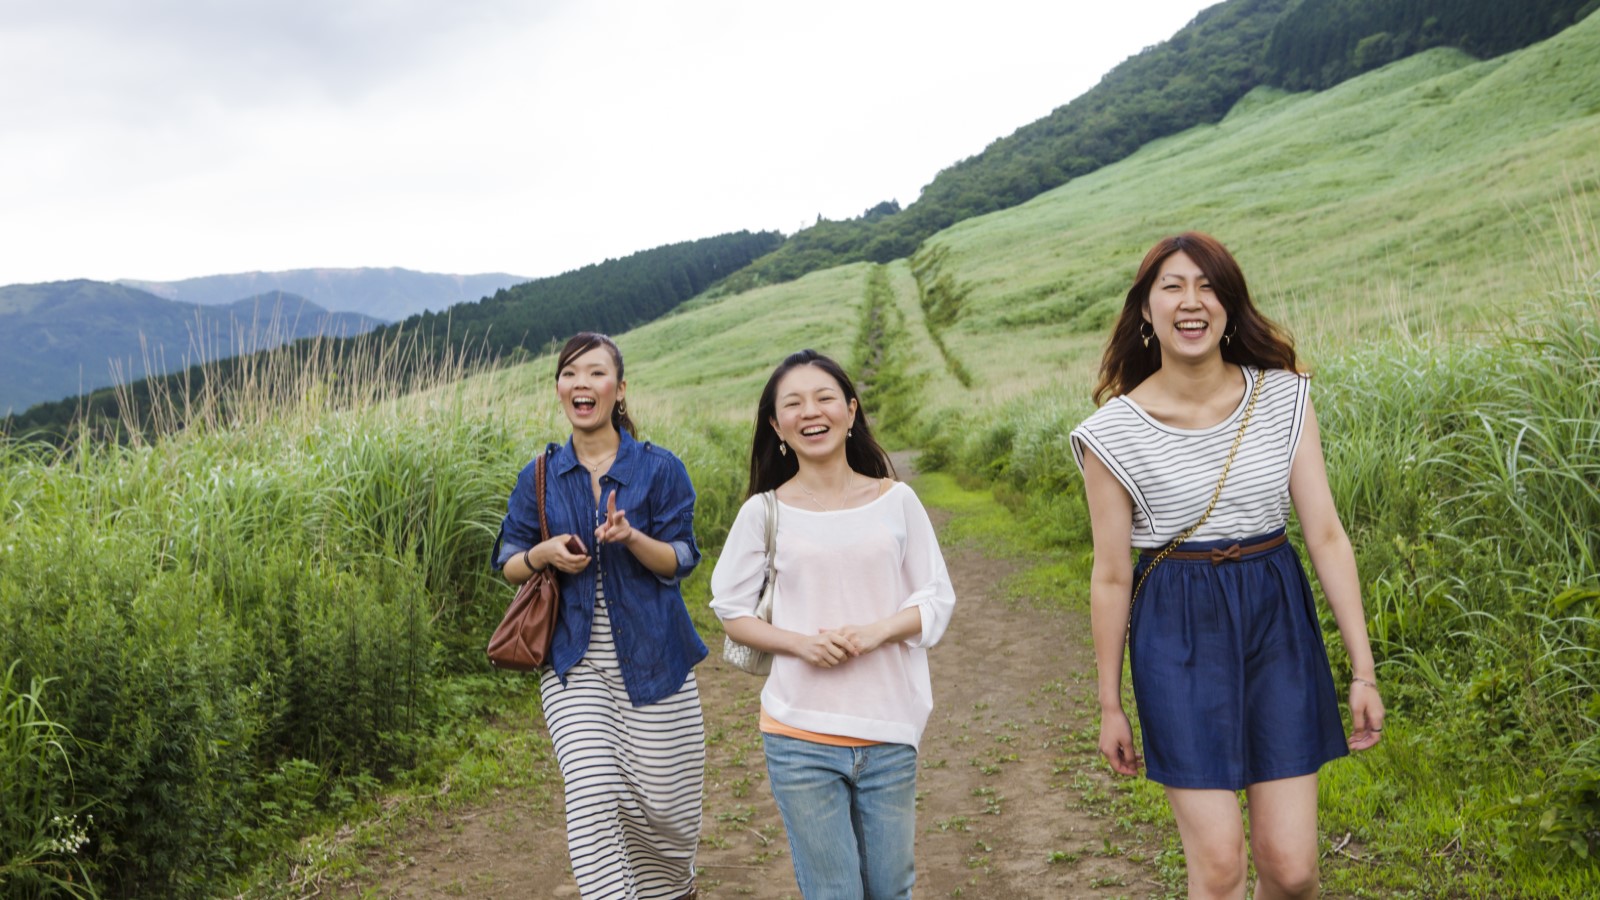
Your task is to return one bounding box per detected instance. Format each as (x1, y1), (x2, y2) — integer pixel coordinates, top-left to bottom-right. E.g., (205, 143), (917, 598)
(0, 662), (97, 898)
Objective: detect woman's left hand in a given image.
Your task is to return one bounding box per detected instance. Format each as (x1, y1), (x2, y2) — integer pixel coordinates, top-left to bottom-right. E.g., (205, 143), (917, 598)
(594, 490), (634, 545)
(1347, 679), (1386, 751)
(825, 622), (887, 657)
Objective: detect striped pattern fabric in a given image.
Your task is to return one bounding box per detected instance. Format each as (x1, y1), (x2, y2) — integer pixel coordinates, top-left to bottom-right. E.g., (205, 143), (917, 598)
(1070, 367), (1310, 548)
(539, 578), (704, 898)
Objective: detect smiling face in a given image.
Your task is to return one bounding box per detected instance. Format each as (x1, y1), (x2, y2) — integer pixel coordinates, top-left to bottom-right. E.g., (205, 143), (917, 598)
(769, 363), (858, 463)
(556, 345), (624, 434)
(1143, 250), (1228, 362)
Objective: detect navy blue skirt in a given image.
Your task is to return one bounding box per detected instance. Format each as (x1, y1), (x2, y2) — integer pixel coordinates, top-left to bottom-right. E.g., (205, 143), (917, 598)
(1129, 529), (1348, 790)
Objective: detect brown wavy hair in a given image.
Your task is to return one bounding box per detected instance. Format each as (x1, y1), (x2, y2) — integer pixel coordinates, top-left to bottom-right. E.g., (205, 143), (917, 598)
(555, 332), (637, 437)
(1091, 232), (1300, 405)
(746, 350), (895, 498)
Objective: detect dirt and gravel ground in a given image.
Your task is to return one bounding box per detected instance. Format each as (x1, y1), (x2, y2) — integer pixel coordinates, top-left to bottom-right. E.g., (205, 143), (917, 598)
(332, 464), (1168, 899)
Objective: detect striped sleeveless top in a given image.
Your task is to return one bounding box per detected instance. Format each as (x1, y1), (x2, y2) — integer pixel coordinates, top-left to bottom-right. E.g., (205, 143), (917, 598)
(1069, 367), (1310, 548)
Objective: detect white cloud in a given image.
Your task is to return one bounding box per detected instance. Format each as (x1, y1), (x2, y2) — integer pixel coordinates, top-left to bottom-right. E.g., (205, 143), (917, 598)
(0, 0), (1210, 285)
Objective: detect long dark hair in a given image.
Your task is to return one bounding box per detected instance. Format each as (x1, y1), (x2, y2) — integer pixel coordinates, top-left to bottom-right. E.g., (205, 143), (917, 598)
(746, 350), (895, 498)
(1092, 232), (1300, 405)
(555, 332), (637, 437)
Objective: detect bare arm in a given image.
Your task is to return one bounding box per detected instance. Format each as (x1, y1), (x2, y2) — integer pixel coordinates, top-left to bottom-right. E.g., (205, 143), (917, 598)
(1288, 397), (1386, 750)
(723, 614), (858, 668)
(825, 607), (924, 657)
(1081, 448), (1142, 776)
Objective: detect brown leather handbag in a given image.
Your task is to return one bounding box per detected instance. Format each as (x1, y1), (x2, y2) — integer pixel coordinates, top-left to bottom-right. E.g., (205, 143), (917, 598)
(487, 454), (560, 671)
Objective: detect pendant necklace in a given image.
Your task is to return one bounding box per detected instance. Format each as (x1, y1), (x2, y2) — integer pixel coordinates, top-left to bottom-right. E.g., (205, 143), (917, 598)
(798, 474), (852, 512)
(578, 450), (617, 472)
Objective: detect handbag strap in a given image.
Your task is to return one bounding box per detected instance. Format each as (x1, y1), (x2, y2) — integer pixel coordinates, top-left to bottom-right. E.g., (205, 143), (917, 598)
(535, 453), (552, 543)
(1130, 367), (1267, 607)
(761, 490), (778, 586)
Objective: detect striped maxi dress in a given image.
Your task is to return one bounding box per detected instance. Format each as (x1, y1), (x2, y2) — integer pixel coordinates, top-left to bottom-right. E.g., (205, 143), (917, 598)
(539, 575), (705, 898)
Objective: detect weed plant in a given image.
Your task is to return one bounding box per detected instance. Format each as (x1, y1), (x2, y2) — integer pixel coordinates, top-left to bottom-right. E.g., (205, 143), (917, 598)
(0, 663), (95, 897)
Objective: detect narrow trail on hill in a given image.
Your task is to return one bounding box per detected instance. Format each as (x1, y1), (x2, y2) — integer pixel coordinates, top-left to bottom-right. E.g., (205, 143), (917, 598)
(333, 453), (1166, 899)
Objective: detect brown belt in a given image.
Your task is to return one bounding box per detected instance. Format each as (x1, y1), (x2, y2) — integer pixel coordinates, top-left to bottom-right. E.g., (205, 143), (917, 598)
(1140, 533), (1287, 565)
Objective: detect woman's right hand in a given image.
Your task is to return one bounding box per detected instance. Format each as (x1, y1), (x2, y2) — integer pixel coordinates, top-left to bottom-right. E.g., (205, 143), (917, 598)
(792, 631), (856, 669)
(1099, 709), (1142, 776)
(536, 534), (591, 574)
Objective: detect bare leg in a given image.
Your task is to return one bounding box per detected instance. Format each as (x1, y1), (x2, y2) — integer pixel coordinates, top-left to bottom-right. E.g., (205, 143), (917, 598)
(1166, 787), (1248, 900)
(1245, 774), (1321, 900)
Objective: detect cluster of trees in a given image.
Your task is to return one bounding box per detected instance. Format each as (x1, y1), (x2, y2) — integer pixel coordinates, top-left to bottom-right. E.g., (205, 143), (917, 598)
(727, 0), (1595, 289)
(414, 230), (782, 357)
(1263, 0), (1598, 90)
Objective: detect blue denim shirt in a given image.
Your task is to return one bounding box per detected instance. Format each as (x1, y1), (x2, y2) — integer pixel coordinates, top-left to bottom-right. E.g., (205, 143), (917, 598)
(492, 431), (707, 706)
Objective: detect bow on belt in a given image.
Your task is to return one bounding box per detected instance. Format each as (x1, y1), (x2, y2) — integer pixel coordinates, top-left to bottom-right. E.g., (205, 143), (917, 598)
(1208, 544), (1243, 564)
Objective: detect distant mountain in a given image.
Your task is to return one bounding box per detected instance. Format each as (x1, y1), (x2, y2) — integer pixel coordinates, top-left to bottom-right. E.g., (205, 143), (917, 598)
(7, 231), (783, 439)
(117, 267), (528, 321)
(0, 280), (385, 413)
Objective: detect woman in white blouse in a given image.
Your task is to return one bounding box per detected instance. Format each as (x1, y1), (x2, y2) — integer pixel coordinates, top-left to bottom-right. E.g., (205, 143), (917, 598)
(711, 349), (956, 899)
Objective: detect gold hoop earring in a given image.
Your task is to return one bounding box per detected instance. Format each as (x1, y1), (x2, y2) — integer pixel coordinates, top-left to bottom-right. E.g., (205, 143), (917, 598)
(1223, 326), (1237, 347)
(617, 398), (627, 416)
(1139, 321), (1154, 349)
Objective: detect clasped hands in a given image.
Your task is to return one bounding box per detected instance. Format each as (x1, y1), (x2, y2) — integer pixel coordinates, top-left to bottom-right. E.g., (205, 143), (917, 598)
(794, 622), (891, 669)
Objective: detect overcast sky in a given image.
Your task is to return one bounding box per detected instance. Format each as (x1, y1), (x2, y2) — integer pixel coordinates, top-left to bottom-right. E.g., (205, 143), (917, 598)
(0, 0), (1212, 287)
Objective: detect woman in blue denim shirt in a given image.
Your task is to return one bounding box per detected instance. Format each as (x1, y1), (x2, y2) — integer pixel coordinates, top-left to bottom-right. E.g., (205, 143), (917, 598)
(494, 333), (708, 900)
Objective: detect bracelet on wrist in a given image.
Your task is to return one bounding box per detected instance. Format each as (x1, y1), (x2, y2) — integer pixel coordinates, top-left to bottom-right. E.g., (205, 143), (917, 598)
(1351, 677), (1377, 689)
(521, 547), (535, 572)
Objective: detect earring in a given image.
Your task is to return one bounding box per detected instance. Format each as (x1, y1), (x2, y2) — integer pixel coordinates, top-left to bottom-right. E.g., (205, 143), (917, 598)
(1139, 321), (1154, 348)
(779, 441), (787, 456)
(848, 428), (854, 437)
(1223, 325), (1237, 347)
(617, 398), (627, 415)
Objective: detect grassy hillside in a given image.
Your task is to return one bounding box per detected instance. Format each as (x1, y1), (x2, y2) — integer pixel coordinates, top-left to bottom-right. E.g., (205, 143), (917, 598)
(726, 0), (1595, 288)
(900, 14), (1600, 411)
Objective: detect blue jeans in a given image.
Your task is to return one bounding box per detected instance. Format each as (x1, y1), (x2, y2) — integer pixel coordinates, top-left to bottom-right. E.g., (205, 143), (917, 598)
(762, 733), (917, 899)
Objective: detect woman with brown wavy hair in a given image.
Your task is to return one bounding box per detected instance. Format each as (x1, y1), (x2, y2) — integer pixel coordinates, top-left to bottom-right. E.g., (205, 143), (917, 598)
(1071, 233), (1384, 899)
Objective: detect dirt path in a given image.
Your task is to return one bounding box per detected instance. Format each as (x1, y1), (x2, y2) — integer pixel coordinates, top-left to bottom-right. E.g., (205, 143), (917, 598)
(334, 463), (1165, 898)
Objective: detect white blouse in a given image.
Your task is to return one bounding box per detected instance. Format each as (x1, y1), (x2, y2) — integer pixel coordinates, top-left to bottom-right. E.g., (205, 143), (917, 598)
(710, 481), (956, 748)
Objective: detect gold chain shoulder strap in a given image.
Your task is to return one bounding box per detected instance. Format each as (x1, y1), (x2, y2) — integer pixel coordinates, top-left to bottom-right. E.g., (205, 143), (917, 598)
(1129, 367), (1267, 608)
